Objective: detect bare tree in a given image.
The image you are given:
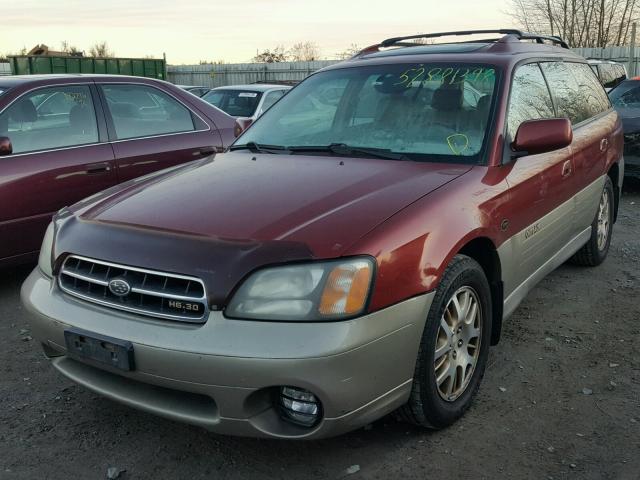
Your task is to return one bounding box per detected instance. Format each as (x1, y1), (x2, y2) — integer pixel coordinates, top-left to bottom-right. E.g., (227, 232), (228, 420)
(252, 46), (288, 63)
(335, 43), (362, 59)
(89, 41), (114, 58)
(60, 41), (83, 57)
(199, 59), (226, 65)
(508, 0), (639, 47)
(288, 41), (321, 61)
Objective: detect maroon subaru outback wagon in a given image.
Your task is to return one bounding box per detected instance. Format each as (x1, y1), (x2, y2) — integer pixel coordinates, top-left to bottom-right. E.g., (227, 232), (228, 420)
(0, 74), (236, 267)
(23, 30), (623, 439)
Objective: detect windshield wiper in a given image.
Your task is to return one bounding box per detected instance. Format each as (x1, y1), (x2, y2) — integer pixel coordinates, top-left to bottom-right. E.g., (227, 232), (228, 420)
(287, 143), (410, 161)
(229, 142), (289, 154)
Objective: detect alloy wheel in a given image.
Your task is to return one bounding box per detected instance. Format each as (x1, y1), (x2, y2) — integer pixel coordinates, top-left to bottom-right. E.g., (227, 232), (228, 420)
(597, 189), (610, 251)
(434, 286), (482, 402)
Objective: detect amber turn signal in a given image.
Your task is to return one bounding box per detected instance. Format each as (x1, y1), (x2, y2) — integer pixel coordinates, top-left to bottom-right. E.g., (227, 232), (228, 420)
(319, 261), (373, 316)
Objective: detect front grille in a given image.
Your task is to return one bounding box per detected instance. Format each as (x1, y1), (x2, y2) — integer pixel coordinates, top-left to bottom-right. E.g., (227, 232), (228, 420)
(58, 255), (208, 323)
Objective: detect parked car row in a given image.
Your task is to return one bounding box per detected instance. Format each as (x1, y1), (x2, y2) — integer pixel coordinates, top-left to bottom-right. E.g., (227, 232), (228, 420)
(18, 29), (623, 439)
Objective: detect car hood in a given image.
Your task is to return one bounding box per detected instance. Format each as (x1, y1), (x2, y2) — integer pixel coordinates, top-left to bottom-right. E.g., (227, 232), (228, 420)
(55, 153), (470, 306)
(615, 107), (640, 134)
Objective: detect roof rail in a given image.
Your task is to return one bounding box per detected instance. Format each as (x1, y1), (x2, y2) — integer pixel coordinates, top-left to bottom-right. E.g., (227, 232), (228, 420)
(351, 29), (570, 58)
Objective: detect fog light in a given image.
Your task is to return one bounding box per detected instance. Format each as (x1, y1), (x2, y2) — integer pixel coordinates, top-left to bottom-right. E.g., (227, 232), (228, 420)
(279, 386), (322, 427)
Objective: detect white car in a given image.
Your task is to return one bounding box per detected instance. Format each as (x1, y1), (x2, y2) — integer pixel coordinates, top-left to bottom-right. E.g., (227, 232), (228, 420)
(201, 84), (291, 121)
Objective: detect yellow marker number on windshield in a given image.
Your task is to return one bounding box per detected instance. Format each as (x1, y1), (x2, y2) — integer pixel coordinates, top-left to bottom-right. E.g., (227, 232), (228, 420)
(446, 134), (470, 155)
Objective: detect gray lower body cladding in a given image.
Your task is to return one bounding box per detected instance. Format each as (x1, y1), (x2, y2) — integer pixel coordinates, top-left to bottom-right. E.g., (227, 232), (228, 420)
(21, 268), (434, 439)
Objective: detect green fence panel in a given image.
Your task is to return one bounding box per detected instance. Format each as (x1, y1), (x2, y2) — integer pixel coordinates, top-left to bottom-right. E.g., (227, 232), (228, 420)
(9, 55), (165, 79)
(93, 59), (106, 74)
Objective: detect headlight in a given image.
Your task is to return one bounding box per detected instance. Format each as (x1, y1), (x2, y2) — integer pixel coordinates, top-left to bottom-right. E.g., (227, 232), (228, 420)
(226, 257), (374, 321)
(38, 222), (55, 278)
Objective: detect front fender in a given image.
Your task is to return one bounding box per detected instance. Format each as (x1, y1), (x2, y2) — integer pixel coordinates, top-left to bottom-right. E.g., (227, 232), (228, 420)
(346, 166), (510, 312)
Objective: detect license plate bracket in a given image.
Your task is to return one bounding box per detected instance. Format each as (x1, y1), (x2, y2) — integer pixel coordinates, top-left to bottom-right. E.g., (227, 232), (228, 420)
(64, 328), (135, 371)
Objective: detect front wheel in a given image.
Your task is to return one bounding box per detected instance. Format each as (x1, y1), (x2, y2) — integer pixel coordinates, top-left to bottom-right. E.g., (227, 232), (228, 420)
(398, 254), (492, 428)
(571, 176), (614, 266)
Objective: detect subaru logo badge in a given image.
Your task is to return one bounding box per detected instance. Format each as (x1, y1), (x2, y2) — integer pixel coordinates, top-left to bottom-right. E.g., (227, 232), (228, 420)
(108, 278), (131, 297)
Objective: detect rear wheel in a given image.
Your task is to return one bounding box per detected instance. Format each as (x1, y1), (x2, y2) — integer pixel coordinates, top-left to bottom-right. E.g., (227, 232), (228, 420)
(571, 176), (614, 267)
(398, 255), (492, 428)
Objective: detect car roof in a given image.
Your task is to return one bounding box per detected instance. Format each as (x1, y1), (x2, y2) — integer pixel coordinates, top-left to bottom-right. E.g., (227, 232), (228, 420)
(211, 84), (291, 92)
(0, 74), (170, 89)
(320, 30), (583, 73)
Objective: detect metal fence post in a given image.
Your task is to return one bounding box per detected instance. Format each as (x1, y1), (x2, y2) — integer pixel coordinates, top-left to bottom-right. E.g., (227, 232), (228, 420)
(631, 23), (637, 76)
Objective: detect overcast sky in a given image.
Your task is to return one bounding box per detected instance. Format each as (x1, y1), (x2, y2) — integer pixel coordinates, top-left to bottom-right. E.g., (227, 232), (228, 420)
(1, 0), (512, 63)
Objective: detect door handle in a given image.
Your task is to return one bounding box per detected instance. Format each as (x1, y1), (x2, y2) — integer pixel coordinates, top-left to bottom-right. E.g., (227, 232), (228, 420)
(562, 160), (572, 177)
(85, 162), (111, 175)
(600, 138), (609, 152)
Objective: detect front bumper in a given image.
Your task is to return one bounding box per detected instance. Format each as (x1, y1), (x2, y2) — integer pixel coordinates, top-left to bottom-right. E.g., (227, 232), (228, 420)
(21, 269), (434, 439)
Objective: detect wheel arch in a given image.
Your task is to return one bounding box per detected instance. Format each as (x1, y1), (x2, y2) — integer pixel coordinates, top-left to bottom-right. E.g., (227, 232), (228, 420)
(607, 162), (620, 222)
(457, 236), (504, 346)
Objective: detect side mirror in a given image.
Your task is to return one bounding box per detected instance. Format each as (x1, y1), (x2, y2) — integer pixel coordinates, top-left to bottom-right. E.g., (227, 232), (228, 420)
(512, 118), (572, 157)
(234, 117), (254, 137)
(0, 136), (12, 156)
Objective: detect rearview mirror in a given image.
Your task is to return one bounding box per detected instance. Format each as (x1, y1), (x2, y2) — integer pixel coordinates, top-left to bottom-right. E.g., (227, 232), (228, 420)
(512, 118), (572, 157)
(0, 136), (12, 156)
(234, 117), (254, 137)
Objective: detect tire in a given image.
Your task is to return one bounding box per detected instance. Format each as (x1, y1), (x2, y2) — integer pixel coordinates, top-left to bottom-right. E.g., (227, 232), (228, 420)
(571, 176), (614, 267)
(397, 254), (492, 429)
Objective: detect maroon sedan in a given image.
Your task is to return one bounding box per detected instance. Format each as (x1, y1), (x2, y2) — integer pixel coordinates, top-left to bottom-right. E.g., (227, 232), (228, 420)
(0, 74), (236, 267)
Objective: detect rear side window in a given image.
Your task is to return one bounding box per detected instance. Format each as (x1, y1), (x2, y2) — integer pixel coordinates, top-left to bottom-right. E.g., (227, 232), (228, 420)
(101, 84), (195, 140)
(541, 62), (590, 124)
(507, 63), (554, 137)
(567, 63), (611, 116)
(542, 62), (610, 124)
(0, 85), (98, 154)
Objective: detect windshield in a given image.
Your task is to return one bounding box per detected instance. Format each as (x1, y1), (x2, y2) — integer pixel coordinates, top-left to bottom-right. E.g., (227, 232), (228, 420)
(236, 63), (497, 162)
(202, 89), (263, 117)
(609, 82), (640, 108)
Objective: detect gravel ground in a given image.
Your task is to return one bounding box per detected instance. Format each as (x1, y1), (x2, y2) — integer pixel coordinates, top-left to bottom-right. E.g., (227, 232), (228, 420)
(1, 183), (639, 480)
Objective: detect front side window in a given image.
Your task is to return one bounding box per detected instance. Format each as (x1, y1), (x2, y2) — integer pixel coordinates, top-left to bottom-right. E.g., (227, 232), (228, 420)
(202, 90), (263, 117)
(101, 84), (195, 140)
(237, 63), (498, 162)
(506, 63), (554, 138)
(0, 85), (98, 154)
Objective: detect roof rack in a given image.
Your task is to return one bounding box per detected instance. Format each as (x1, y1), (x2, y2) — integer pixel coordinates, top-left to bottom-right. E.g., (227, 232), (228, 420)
(353, 29), (570, 58)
